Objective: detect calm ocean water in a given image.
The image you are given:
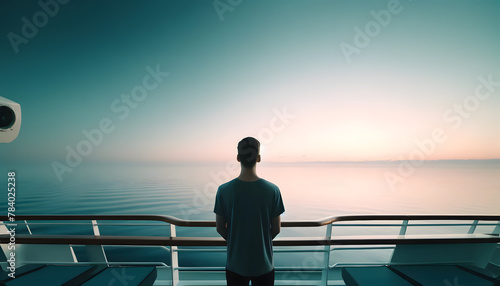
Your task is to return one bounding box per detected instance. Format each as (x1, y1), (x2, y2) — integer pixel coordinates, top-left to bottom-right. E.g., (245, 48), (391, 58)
(3, 160), (500, 266)
(9, 160), (500, 218)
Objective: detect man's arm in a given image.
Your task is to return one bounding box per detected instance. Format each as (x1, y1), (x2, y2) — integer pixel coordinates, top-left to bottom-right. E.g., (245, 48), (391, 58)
(271, 215), (281, 239)
(216, 214), (227, 240)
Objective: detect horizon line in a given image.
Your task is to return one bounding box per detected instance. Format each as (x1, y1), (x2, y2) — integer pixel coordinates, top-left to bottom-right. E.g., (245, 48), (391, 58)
(80, 158), (500, 165)
(5, 158), (500, 166)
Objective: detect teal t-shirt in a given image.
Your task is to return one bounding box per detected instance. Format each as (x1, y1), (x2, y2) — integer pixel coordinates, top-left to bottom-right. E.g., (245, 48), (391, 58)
(214, 178), (285, 277)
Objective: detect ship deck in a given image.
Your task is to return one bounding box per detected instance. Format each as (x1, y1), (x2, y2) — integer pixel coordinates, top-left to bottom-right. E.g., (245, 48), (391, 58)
(1, 214), (500, 285)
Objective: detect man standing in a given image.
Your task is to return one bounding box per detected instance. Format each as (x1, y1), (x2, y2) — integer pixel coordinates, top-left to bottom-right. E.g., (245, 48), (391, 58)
(214, 137), (285, 286)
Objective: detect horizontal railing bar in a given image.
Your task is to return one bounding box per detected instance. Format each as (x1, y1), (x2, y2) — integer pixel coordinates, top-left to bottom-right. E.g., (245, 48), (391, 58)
(406, 223), (499, 226)
(7, 222), (498, 228)
(175, 266), (225, 271)
(175, 248), (226, 252)
(286, 215), (500, 226)
(331, 223), (499, 227)
(0, 260), (170, 268)
(1, 234), (499, 246)
(2, 214), (499, 228)
(1, 215), (197, 225)
(5, 222), (170, 226)
(331, 246), (395, 250)
(329, 261), (471, 268)
(176, 266), (325, 271)
(174, 248), (328, 253)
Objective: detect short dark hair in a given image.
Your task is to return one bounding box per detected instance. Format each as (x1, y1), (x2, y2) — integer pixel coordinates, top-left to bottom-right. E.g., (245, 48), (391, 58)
(237, 137), (260, 168)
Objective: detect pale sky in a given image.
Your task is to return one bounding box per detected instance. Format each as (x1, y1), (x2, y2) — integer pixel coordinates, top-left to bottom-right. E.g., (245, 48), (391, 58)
(1, 0), (500, 166)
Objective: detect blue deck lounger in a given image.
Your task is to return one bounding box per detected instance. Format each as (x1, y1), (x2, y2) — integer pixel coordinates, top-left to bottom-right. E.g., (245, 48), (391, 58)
(1, 264), (157, 286)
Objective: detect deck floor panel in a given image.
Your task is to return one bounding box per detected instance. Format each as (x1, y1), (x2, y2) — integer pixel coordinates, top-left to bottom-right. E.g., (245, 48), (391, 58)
(390, 265), (496, 286)
(342, 266), (416, 286)
(81, 266), (157, 286)
(4, 265), (95, 286)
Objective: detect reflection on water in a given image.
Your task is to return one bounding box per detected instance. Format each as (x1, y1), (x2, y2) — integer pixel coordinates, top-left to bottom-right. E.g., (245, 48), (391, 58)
(6, 160), (500, 266)
(261, 161), (500, 219)
(11, 160), (500, 218)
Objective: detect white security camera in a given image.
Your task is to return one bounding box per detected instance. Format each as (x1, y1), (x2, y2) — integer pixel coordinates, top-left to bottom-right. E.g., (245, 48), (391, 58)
(0, 96), (21, 143)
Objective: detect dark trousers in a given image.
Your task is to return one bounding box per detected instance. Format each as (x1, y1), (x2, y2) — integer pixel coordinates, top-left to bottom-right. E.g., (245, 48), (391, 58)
(226, 268), (275, 286)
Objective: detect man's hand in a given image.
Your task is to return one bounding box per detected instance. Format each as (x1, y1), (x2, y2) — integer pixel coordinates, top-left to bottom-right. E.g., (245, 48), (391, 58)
(271, 215), (281, 239)
(216, 214), (228, 240)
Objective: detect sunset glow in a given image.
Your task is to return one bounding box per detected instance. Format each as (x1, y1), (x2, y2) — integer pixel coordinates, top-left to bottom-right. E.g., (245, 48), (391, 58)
(1, 1), (500, 169)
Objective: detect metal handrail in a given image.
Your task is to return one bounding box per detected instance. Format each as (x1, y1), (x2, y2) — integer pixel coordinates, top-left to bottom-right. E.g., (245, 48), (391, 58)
(2, 214), (499, 286)
(2, 214), (500, 227)
(1, 214), (499, 247)
(2, 234), (499, 246)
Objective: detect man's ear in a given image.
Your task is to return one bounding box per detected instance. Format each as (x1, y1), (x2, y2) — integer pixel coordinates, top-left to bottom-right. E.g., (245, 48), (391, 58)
(257, 154), (261, 163)
(237, 154), (241, 162)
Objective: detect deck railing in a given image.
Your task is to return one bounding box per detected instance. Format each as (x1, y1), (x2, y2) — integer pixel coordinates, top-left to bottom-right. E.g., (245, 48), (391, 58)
(1, 214), (500, 285)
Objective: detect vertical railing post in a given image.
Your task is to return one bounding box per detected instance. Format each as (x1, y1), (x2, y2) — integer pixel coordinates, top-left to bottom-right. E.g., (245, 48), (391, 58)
(321, 223), (332, 285)
(84, 220), (108, 264)
(493, 221), (500, 235)
(24, 220), (32, 235)
(170, 223), (179, 285)
(399, 220), (409, 235)
(468, 220), (479, 234)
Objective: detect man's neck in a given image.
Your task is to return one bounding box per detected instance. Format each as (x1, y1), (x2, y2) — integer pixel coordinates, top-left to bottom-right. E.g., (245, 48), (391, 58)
(237, 166), (260, 182)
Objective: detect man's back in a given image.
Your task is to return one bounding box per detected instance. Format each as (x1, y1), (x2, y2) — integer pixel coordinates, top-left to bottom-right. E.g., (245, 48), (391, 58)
(214, 178), (285, 277)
